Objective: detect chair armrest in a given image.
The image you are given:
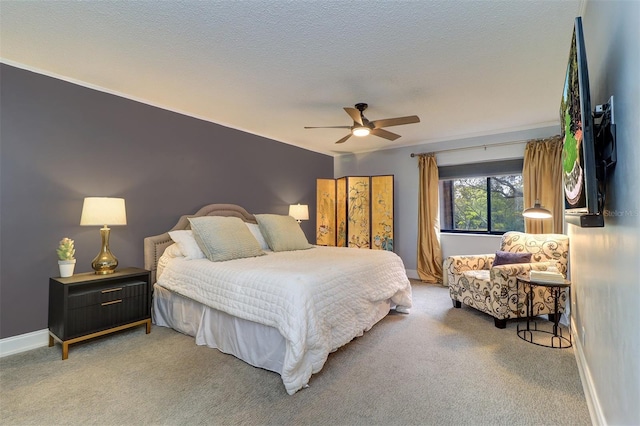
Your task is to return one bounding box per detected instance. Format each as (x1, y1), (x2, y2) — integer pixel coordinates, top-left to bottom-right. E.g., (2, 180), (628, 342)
(444, 254), (494, 286)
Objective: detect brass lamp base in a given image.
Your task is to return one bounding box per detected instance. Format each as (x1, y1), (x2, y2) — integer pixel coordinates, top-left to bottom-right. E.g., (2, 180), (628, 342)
(92, 227), (118, 275)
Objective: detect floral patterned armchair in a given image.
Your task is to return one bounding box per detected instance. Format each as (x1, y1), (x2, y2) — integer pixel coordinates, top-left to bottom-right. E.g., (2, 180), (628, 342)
(444, 231), (569, 328)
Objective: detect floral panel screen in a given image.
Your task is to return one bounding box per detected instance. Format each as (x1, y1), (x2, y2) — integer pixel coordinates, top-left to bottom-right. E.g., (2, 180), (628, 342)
(316, 175), (394, 251)
(347, 176), (370, 248)
(336, 177), (347, 247)
(371, 175), (394, 251)
(316, 179), (336, 246)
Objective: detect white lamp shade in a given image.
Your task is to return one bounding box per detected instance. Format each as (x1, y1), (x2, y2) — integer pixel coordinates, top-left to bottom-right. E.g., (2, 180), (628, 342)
(522, 201), (552, 219)
(288, 204), (309, 221)
(80, 197), (127, 226)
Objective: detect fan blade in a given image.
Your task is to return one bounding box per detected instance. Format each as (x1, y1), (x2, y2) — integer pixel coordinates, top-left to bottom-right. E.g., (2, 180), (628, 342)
(304, 126), (351, 129)
(344, 107), (363, 125)
(335, 134), (352, 144)
(370, 128), (401, 141)
(371, 115), (420, 129)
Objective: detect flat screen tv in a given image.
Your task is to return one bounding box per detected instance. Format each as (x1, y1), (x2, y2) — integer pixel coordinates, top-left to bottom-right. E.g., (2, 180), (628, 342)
(560, 17), (602, 227)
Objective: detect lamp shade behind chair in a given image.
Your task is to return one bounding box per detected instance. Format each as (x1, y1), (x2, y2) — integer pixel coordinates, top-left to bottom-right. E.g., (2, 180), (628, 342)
(522, 199), (552, 219)
(80, 197), (127, 274)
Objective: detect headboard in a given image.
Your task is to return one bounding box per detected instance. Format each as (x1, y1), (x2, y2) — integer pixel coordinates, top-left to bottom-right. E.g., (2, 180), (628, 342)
(143, 203), (257, 284)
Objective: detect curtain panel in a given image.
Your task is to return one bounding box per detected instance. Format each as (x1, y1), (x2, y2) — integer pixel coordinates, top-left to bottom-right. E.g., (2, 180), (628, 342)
(522, 136), (564, 233)
(417, 154), (443, 283)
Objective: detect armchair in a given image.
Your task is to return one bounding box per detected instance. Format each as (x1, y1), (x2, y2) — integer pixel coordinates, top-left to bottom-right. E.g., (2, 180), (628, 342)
(444, 231), (569, 328)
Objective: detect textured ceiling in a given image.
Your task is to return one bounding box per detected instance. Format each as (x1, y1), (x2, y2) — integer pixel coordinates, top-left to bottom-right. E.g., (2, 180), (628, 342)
(0, 1), (584, 156)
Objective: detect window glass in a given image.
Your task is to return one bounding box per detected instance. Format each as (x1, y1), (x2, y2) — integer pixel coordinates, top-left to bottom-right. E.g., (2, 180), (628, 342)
(489, 175), (524, 232)
(440, 174), (524, 234)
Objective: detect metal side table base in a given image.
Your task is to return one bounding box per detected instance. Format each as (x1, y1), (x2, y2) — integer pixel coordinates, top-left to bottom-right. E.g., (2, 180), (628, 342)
(517, 321), (572, 348)
(516, 275), (572, 349)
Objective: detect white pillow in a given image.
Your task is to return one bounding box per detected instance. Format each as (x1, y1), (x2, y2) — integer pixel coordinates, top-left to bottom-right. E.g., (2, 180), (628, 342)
(188, 216), (265, 262)
(255, 214), (312, 252)
(164, 243), (184, 258)
(245, 222), (270, 251)
(168, 230), (205, 260)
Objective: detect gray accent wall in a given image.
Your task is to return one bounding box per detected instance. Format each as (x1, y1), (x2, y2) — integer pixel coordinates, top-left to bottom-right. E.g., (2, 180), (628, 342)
(0, 64), (333, 339)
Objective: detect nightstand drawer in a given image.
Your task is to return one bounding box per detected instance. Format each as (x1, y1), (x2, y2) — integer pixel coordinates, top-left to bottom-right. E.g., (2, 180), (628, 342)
(67, 294), (148, 338)
(68, 280), (147, 309)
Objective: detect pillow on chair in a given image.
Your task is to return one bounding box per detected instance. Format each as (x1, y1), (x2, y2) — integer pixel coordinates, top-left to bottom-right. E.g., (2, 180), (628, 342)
(493, 251), (532, 266)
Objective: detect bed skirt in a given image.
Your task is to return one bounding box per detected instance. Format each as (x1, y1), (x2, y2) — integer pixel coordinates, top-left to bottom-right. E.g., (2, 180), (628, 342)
(153, 283), (286, 373)
(152, 283), (392, 377)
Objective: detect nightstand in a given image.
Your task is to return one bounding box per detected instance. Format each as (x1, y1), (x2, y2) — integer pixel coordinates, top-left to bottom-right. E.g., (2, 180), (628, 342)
(48, 267), (151, 359)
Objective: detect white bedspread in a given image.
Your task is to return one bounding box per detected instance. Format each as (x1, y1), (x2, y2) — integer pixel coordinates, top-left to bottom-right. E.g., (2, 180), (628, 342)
(156, 245), (412, 395)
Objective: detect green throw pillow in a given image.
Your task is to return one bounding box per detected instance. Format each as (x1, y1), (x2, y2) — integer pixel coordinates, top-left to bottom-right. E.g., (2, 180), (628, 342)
(255, 214), (312, 252)
(188, 216), (265, 262)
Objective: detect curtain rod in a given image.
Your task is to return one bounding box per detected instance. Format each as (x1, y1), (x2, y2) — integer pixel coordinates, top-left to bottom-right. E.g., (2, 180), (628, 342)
(410, 139), (529, 157)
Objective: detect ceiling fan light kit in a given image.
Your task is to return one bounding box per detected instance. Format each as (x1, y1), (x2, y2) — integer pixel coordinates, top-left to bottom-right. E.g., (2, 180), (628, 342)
(352, 126), (371, 137)
(305, 103), (420, 144)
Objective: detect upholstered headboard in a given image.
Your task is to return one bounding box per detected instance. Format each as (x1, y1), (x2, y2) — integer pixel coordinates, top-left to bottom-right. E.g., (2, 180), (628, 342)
(143, 204), (257, 284)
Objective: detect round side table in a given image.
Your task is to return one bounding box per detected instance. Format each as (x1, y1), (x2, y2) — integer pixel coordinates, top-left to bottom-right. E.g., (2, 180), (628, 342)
(516, 275), (572, 349)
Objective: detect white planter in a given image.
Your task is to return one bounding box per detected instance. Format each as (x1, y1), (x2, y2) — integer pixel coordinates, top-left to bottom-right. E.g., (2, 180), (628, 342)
(58, 259), (76, 278)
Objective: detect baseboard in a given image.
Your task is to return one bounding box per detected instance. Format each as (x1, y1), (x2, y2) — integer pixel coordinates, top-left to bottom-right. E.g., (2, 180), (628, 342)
(0, 329), (50, 358)
(406, 269), (419, 280)
(572, 327), (607, 425)
(406, 269), (447, 287)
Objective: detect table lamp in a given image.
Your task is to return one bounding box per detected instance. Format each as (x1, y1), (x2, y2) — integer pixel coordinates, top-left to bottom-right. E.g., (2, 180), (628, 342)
(288, 204), (309, 224)
(80, 197), (127, 274)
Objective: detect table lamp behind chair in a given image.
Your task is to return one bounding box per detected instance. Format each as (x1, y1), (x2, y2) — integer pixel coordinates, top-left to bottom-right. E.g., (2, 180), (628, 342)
(80, 197), (127, 274)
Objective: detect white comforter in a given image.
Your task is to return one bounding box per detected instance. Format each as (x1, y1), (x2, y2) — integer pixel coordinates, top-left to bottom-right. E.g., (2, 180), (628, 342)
(156, 245), (412, 395)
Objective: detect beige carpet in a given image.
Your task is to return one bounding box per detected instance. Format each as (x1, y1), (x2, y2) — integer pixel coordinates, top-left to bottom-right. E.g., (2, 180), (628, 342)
(0, 281), (590, 425)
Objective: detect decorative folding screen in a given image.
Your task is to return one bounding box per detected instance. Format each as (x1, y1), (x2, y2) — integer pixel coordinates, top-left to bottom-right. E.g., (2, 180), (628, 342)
(316, 178), (336, 246)
(336, 177), (347, 247)
(316, 175), (394, 251)
(347, 176), (370, 248)
(371, 175), (394, 251)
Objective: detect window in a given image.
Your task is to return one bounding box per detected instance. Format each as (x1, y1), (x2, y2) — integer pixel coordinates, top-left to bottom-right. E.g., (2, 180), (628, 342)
(438, 160), (525, 234)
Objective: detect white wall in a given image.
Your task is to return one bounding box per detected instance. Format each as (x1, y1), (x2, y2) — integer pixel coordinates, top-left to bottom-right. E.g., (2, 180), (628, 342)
(334, 126), (558, 275)
(440, 233), (502, 258)
(570, 2), (640, 424)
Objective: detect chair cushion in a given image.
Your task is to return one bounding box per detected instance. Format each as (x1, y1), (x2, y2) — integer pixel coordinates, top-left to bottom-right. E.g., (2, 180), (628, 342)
(463, 270), (490, 280)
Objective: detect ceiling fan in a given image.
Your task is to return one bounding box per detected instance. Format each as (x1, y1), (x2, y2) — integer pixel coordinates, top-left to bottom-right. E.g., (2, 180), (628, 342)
(304, 103), (420, 144)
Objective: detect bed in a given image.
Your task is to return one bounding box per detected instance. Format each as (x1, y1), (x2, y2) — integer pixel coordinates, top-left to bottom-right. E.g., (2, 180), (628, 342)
(144, 204), (412, 395)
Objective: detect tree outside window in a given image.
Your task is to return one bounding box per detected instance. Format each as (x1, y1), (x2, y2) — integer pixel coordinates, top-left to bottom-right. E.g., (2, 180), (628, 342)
(440, 174), (524, 234)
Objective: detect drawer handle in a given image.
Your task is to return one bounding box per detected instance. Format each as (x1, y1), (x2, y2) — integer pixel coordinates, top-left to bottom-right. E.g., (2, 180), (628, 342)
(101, 287), (123, 294)
(101, 299), (123, 306)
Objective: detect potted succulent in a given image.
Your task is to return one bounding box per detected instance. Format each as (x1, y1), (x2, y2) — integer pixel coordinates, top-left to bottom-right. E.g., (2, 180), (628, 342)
(57, 237), (76, 277)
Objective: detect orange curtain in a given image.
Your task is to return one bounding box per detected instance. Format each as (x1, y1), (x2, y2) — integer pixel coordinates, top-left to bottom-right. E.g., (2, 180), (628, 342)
(417, 154), (443, 283)
(522, 136), (564, 233)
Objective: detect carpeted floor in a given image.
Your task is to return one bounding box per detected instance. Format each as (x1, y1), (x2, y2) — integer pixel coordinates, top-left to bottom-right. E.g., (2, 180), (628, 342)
(0, 281), (591, 425)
